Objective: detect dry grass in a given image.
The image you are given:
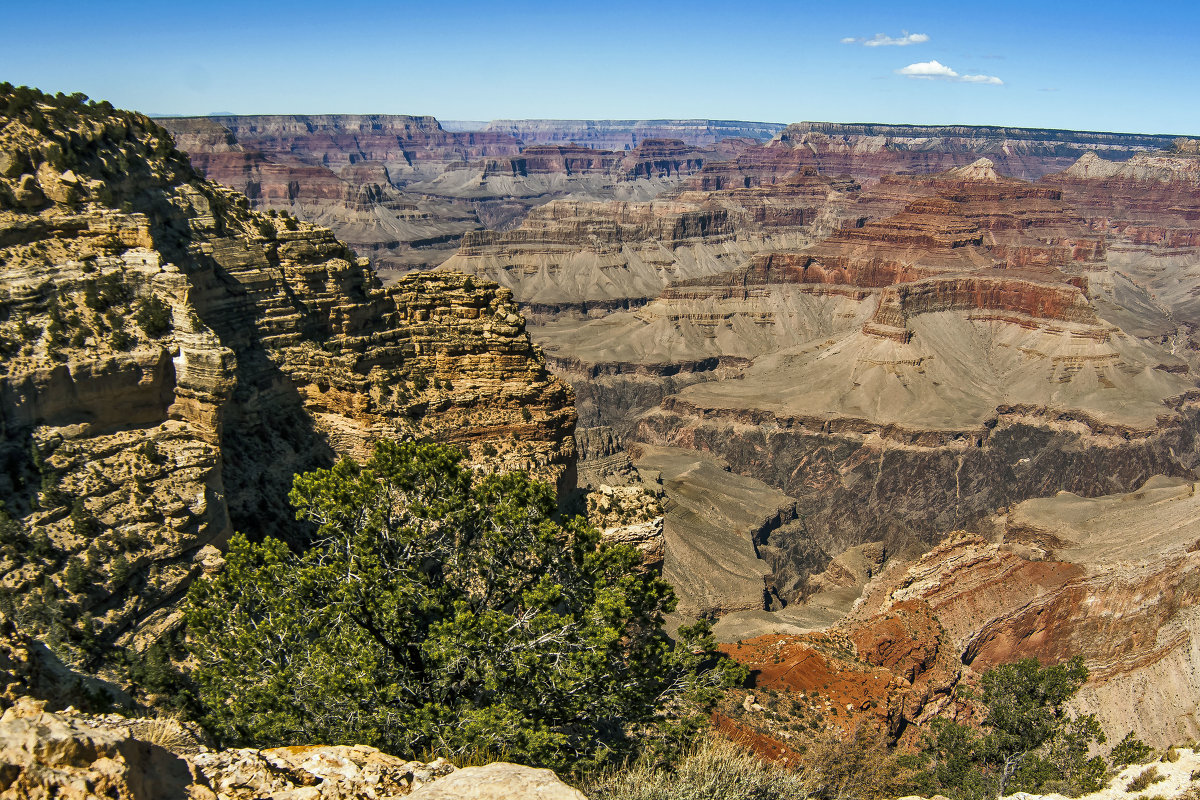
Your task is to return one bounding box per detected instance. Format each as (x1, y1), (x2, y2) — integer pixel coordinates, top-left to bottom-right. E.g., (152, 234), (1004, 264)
(584, 736), (816, 800)
(583, 727), (901, 800)
(1126, 766), (1165, 793)
(129, 716), (205, 754)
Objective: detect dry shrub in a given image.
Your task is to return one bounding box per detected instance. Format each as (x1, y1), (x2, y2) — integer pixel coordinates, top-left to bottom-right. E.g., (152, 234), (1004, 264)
(584, 736), (815, 800)
(1127, 766), (1164, 793)
(584, 726), (901, 800)
(799, 725), (903, 800)
(129, 716), (205, 754)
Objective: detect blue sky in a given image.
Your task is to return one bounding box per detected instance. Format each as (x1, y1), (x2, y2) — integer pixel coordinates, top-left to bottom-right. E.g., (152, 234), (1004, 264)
(3, 0), (1197, 134)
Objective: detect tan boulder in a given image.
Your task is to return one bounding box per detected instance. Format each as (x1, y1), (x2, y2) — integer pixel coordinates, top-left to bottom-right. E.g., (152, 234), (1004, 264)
(409, 763), (587, 800)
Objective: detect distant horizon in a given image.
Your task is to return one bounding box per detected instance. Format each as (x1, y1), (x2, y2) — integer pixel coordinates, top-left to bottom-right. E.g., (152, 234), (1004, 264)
(4, 0), (1197, 135)
(142, 112), (1191, 140)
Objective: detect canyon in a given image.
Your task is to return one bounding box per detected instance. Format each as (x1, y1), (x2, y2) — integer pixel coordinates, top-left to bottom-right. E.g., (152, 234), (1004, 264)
(160, 111), (1200, 748)
(7, 85), (1200, 779)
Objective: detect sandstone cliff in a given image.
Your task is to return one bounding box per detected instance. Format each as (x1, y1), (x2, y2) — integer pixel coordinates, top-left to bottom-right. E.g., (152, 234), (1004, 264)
(0, 88), (575, 670)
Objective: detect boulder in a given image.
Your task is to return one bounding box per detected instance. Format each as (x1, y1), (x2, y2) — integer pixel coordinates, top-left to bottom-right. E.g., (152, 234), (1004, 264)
(409, 763), (587, 800)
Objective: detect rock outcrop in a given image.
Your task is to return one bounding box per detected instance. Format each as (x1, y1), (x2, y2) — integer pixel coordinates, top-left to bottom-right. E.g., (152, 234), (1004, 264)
(409, 763), (587, 799)
(0, 696), (581, 799)
(0, 89), (575, 664)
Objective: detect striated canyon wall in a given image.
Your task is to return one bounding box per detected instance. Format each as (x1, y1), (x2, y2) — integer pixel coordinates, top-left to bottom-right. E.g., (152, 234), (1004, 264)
(0, 91), (575, 661)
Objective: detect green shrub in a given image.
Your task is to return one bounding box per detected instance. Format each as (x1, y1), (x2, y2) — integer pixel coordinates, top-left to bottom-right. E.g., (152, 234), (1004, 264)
(909, 657), (1104, 800)
(110, 328), (133, 351)
(70, 498), (98, 537)
(1112, 732), (1154, 767)
(135, 295), (171, 337)
(140, 439), (166, 465)
(64, 556), (89, 594)
(110, 553), (131, 585)
(186, 441), (743, 769)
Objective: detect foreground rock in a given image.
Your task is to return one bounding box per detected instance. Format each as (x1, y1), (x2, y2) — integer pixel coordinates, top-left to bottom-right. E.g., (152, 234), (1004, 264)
(0, 697), (588, 800)
(409, 763), (587, 799)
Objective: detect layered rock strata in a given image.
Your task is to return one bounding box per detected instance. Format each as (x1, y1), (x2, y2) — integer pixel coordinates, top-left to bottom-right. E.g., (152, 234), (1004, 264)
(690, 122), (1178, 188)
(163, 119), (726, 276)
(441, 168), (860, 315)
(162, 115), (518, 273)
(0, 91), (574, 661)
(535, 160), (1197, 602)
(474, 119), (788, 149)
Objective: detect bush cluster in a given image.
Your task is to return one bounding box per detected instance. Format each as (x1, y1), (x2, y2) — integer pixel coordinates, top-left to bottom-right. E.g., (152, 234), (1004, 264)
(186, 441), (744, 770)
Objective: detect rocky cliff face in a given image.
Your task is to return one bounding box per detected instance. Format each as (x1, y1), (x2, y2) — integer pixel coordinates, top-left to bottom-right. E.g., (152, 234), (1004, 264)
(441, 168), (860, 315)
(530, 158), (1199, 610)
(687, 123), (1178, 190)
(0, 89), (575, 666)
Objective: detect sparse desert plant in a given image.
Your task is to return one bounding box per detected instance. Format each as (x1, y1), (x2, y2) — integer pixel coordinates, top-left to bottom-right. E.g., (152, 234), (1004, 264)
(1127, 766), (1164, 793)
(584, 735), (815, 800)
(131, 716), (204, 754)
(135, 295), (171, 337)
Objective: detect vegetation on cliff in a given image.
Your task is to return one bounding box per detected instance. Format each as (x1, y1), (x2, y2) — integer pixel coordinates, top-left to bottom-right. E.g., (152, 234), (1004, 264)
(909, 657), (1107, 799)
(0, 82), (577, 705)
(186, 440), (743, 769)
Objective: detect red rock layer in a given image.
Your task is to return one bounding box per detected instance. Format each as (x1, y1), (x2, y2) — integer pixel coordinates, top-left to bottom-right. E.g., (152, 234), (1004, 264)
(1043, 153), (1200, 250)
(666, 162), (1102, 327)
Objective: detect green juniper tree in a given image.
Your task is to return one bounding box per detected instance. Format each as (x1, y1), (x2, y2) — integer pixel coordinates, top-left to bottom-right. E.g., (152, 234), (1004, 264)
(911, 657), (1106, 800)
(186, 440), (742, 769)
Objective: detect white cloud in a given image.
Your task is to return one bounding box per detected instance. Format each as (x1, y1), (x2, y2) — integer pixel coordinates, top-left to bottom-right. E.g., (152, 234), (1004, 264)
(843, 31), (929, 46)
(897, 60), (1003, 85)
(960, 73), (1004, 85)
(898, 60), (958, 78)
